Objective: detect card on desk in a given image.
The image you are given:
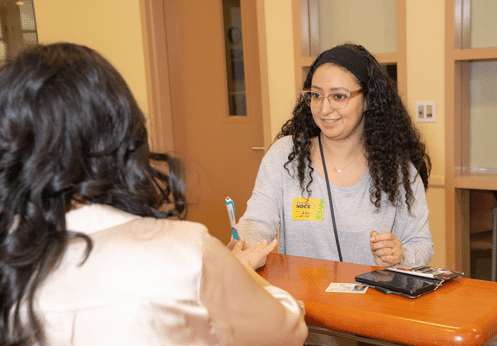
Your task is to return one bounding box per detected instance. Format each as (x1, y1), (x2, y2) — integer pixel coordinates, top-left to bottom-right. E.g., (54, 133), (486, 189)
(325, 283), (368, 293)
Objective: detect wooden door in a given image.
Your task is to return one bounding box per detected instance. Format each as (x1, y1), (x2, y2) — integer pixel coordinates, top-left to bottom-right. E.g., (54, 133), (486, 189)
(160, 0), (265, 244)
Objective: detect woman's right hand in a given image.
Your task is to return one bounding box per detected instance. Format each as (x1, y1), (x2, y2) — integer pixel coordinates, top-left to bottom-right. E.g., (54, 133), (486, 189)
(227, 238), (249, 251)
(231, 239), (277, 269)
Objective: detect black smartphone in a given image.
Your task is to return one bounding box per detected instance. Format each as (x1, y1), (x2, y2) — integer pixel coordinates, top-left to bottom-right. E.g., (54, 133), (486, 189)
(355, 269), (442, 298)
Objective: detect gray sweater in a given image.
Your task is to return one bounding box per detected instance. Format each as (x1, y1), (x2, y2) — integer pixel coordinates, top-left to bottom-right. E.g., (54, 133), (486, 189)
(236, 136), (433, 266)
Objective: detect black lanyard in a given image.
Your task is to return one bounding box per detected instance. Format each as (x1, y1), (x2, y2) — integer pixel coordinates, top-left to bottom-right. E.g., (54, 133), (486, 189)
(318, 134), (343, 262)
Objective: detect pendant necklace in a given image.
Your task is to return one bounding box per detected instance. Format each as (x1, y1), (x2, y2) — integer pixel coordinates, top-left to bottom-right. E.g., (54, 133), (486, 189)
(325, 142), (362, 173)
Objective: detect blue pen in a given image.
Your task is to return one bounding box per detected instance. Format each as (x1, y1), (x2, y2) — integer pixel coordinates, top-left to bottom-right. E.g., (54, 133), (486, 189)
(225, 197), (239, 240)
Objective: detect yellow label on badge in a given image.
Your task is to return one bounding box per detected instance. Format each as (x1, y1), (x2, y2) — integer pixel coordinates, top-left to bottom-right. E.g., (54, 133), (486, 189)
(292, 198), (325, 221)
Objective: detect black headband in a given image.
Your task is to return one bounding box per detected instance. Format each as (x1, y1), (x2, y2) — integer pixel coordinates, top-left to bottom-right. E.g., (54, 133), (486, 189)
(314, 46), (369, 87)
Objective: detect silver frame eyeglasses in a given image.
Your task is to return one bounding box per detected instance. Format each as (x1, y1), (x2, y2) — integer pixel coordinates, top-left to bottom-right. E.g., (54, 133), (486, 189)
(301, 88), (363, 110)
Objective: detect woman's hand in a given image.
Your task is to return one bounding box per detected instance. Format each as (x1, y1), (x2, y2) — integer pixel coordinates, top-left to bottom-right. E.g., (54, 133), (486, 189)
(227, 238), (249, 251)
(370, 231), (402, 267)
(231, 239), (277, 269)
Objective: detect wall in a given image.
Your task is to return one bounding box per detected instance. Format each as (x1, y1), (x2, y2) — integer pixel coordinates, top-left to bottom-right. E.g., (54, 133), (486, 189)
(263, 0), (447, 267)
(33, 0), (149, 118)
(260, 0), (296, 141)
(406, 0), (445, 267)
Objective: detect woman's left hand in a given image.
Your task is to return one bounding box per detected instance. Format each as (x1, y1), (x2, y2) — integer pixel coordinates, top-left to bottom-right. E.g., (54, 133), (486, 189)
(370, 231), (402, 267)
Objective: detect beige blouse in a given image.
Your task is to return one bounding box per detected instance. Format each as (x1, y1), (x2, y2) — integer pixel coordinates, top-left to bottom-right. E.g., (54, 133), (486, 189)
(32, 204), (307, 345)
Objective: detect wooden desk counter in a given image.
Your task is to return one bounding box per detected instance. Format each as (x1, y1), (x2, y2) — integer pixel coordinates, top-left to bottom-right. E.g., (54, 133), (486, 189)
(258, 253), (497, 346)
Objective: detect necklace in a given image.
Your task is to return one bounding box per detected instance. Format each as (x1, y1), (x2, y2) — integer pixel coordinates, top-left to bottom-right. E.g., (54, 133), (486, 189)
(320, 135), (363, 173)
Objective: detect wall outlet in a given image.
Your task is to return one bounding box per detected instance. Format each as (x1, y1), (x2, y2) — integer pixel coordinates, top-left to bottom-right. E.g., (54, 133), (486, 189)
(415, 101), (436, 123)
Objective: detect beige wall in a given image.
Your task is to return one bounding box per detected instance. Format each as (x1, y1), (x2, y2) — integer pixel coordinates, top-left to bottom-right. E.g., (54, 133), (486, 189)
(405, 0), (445, 267)
(33, 0), (149, 118)
(261, 0), (296, 142)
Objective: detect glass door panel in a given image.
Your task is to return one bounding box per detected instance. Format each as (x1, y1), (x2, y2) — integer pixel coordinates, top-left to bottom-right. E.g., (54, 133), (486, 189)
(0, 0), (38, 65)
(469, 60), (497, 173)
(317, 0), (396, 54)
(223, 0), (247, 116)
(470, 0), (497, 48)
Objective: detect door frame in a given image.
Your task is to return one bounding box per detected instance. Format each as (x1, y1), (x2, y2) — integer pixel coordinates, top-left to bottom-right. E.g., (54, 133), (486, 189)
(139, 0), (174, 152)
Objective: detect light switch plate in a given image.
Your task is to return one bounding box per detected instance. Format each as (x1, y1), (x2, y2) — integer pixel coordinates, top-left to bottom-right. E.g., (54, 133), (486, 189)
(415, 101), (436, 123)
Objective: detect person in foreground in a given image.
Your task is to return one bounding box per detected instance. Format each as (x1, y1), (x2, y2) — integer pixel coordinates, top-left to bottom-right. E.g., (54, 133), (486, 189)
(235, 43), (433, 268)
(0, 43), (307, 345)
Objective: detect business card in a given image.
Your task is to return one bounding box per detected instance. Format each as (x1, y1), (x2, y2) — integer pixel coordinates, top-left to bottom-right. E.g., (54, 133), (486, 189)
(325, 283), (368, 293)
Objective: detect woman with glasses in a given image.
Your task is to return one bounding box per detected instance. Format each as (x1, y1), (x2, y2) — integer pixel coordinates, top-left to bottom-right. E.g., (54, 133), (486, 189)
(234, 43), (433, 268)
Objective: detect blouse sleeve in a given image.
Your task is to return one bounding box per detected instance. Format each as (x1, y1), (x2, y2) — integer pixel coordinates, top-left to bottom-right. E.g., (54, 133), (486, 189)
(199, 232), (307, 346)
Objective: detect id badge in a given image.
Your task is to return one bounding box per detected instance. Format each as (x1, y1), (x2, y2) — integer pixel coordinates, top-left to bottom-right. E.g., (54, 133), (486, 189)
(292, 198), (325, 221)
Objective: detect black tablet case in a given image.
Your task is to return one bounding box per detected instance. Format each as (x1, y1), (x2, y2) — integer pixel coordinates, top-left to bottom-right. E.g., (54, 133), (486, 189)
(355, 269), (443, 298)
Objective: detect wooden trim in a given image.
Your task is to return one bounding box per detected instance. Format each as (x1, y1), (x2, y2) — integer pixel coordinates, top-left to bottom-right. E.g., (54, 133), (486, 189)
(293, 0), (306, 92)
(445, 0), (457, 270)
(429, 175), (445, 189)
(300, 56), (315, 66)
(453, 62), (462, 175)
(455, 175), (497, 190)
(374, 52), (398, 65)
(459, 189), (471, 277)
(460, 61), (470, 175)
(139, 0), (174, 152)
(395, 0), (407, 103)
(454, 47), (497, 60)
(255, 0), (272, 150)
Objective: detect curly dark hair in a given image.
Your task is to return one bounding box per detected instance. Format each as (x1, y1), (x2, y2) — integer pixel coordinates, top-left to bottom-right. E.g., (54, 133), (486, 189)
(276, 43), (431, 211)
(0, 43), (186, 345)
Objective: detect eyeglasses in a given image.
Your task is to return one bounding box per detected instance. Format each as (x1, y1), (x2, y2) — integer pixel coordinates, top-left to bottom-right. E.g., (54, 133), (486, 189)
(301, 88), (363, 110)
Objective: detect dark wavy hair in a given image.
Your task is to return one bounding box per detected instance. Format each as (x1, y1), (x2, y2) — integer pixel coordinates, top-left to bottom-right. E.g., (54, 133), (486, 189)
(0, 43), (186, 345)
(276, 43), (431, 210)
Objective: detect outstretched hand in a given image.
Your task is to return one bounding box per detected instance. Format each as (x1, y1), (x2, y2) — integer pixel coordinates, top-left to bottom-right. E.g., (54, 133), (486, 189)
(227, 238), (249, 251)
(230, 239), (277, 269)
(370, 231), (402, 267)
